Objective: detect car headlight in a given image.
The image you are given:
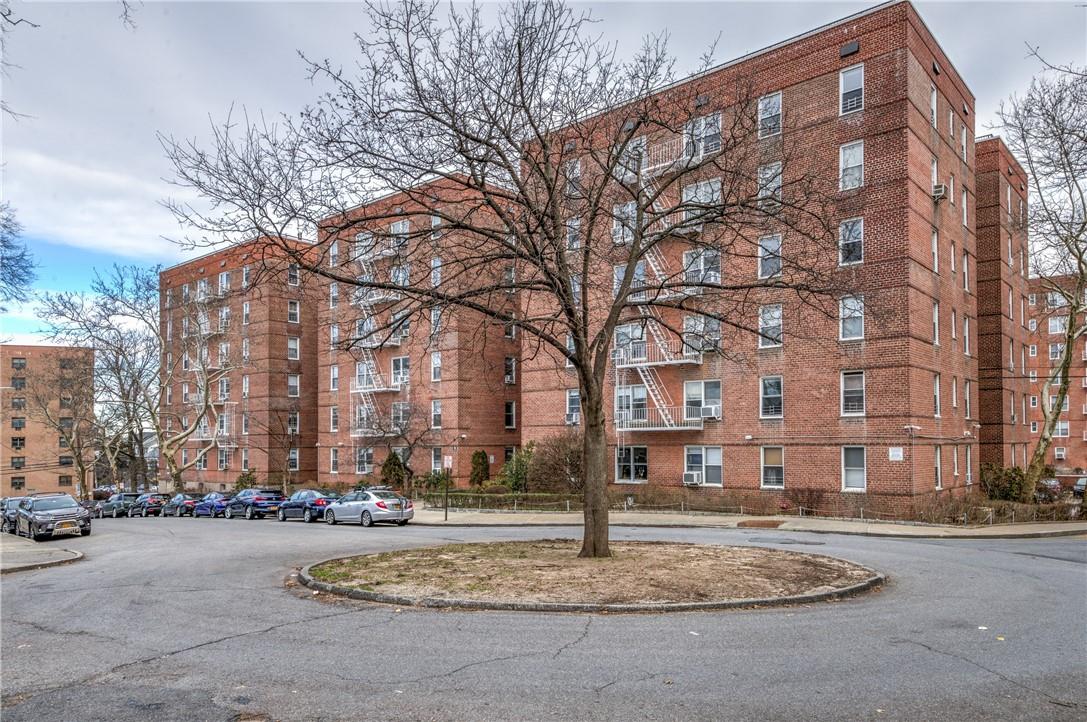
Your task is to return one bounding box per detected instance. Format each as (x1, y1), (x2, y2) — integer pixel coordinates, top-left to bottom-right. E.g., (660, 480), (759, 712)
(32, 513), (50, 521)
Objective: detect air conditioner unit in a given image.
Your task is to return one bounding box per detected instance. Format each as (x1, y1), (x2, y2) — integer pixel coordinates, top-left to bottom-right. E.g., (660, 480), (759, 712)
(565, 412), (580, 425)
(682, 471), (703, 486)
(931, 184), (948, 201)
(699, 404), (722, 420)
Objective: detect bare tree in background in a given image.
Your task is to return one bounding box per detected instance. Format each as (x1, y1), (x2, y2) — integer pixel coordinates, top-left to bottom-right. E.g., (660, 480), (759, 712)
(0, 203), (35, 313)
(163, 0), (851, 556)
(1000, 66), (1087, 491)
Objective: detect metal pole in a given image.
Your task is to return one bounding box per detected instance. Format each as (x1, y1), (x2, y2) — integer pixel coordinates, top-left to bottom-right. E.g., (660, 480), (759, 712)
(443, 473), (449, 522)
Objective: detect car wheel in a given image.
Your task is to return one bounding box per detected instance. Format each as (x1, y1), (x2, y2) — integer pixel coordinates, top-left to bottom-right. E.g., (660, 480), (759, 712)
(81, 529), (91, 536)
(278, 509), (286, 522)
(397, 520), (408, 526)
(224, 507), (233, 519)
(175, 507), (182, 517)
(326, 511), (336, 525)
(361, 511), (373, 527)
(112, 507), (120, 518)
(303, 509), (313, 523)
(245, 506), (254, 520)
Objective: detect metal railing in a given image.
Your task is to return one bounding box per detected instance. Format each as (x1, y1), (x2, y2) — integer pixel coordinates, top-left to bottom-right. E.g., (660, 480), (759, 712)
(613, 339), (701, 367)
(614, 405), (703, 431)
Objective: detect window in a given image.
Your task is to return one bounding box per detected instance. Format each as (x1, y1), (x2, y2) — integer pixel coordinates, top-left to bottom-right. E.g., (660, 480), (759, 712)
(613, 261), (647, 300)
(287, 374), (300, 397)
(952, 445), (960, 477)
(933, 373), (942, 417)
(757, 162), (782, 206)
(681, 178), (722, 223)
(329, 282), (339, 308)
(430, 214), (442, 239)
(682, 248), (720, 287)
(964, 380), (972, 418)
(391, 357), (410, 386)
(58, 475), (73, 487)
(1028, 293), (1037, 306)
(962, 251), (970, 291)
(429, 447), (445, 472)
(840, 295), (864, 340)
(1055, 447), (1067, 460)
(683, 315), (721, 353)
(287, 336), (300, 360)
(934, 445), (942, 489)
(616, 446), (648, 483)
(10, 396), (25, 410)
(392, 310), (411, 340)
(758, 234), (782, 278)
(328, 239), (340, 267)
(329, 405), (339, 432)
(685, 111), (722, 157)
(758, 304), (783, 348)
(1049, 316), (1069, 334)
(839, 218), (863, 265)
(329, 448), (339, 474)
(686, 446), (723, 486)
(1030, 421), (1038, 433)
(839, 141), (864, 190)
(11, 456), (25, 469)
(931, 229), (939, 272)
(842, 446), (866, 491)
(391, 402), (410, 427)
(196, 278), (209, 300)
(1050, 343), (1065, 360)
(430, 306), (443, 336)
(287, 300), (300, 323)
(566, 389), (581, 424)
(760, 376), (783, 418)
(217, 270), (230, 295)
(841, 371), (865, 415)
(240, 375), (249, 399)
(355, 447), (374, 474)
(431, 352), (442, 381)
(963, 316), (971, 355)
(10, 437), (24, 450)
(240, 302), (250, 326)
(287, 263), (300, 286)
(758, 92), (782, 137)
(330, 324), (340, 349)
(932, 301), (940, 345)
(431, 400), (442, 428)
(431, 257), (442, 286)
(11, 377), (25, 390)
(504, 322), (517, 340)
(565, 159), (581, 196)
(11, 357), (26, 370)
(961, 126), (968, 161)
(1049, 395), (1070, 412)
(931, 156), (938, 191)
(951, 377), (958, 408)
(11, 417), (25, 430)
(961, 188), (968, 226)
(840, 64), (863, 114)
(1047, 291), (1068, 308)
(330, 364), (339, 391)
(242, 265), (251, 288)
(965, 445), (972, 483)
(504, 401), (516, 429)
(929, 85), (938, 126)
(1054, 421), (1070, 438)
(684, 380), (722, 420)
(217, 377), (230, 401)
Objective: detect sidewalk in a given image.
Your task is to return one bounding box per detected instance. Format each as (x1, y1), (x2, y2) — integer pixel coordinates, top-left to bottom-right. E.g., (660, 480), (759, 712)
(0, 533), (84, 574)
(412, 508), (1087, 539)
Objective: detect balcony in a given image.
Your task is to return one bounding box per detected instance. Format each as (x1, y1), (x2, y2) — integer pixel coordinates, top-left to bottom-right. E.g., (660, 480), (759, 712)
(349, 424), (399, 438)
(353, 333), (404, 349)
(614, 405), (703, 431)
(613, 340), (701, 368)
(353, 288), (401, 306)
(616, 135), (718, 183)
(350, 376), (402, 394)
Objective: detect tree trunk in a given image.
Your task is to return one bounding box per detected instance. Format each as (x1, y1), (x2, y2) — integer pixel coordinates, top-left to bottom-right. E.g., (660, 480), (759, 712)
(579, 393), (610, 558)
(1025, 350), (1073, 497)
(172, 469), (184, 494)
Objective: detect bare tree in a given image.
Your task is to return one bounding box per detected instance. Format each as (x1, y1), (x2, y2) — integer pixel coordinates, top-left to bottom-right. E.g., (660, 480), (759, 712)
(0, 203), (35, 313)
(999, 66), (1087, 490)
(23, 351), (96, 500)
(163, 0), (849, 556)
(347, 393), (437, 489)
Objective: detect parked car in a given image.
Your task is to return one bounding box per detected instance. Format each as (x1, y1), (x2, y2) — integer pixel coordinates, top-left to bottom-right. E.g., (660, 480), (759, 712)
(1073, 478), (1086, 499)
(224, 488), (286, 519)
(130, 493), (172, 517)
(162, 493), (202, 517)
(192, 492), (232, 518)
(1, 496), (25, 533)
(98, 492), (142, 518)
(15, 493), (91, 540)
(1035, 478), (1063, 503)
(325, 489), (413, 527)
(277, 489), (338, 523)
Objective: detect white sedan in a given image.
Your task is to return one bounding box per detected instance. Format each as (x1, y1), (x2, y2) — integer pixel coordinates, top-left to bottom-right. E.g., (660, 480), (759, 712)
(325, 489), (414, 527)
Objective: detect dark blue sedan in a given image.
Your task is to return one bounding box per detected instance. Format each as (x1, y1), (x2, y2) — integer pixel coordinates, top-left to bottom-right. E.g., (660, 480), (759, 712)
(224, 488), (286, 520)
(192, 492), (232, 518)
(276, 489), (338, 523)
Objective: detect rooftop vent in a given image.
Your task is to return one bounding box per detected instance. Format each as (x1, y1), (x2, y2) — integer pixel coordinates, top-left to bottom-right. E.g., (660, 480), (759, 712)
(840, 40), (859, 58)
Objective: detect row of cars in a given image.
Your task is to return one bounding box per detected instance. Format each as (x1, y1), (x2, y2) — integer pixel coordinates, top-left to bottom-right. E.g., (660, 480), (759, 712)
(96, 486), (414, 526)
(1, 493), (93, 541)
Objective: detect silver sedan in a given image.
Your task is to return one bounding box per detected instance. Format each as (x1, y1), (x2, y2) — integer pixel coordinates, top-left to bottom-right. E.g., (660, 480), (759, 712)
(325, 490), (414, 527)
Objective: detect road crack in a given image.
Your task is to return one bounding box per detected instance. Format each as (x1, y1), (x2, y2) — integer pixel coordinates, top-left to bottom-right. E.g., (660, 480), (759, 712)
(553, 617), (592, 659)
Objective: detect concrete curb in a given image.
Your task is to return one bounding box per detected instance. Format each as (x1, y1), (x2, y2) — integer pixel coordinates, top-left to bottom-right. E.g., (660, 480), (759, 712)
(0, 550), (84, 575)
(296, 552), (886, 614)
(411, 520), (1087, 540)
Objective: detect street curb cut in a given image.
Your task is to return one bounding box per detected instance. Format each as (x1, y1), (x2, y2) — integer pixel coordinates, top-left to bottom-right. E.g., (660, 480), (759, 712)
(296, 553), (885, 613)
(0, 550), (84, 575)
(410, 520), (1087, 540)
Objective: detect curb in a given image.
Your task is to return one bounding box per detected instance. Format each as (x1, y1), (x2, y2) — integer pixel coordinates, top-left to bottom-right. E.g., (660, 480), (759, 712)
(411, 519), (1087, 540)
(0, 550), (84, 575)
(295, 553), (886, 614)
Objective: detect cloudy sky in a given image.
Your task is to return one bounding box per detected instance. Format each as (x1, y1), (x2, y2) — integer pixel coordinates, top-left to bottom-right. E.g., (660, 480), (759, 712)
(2, 0), (1084, 343)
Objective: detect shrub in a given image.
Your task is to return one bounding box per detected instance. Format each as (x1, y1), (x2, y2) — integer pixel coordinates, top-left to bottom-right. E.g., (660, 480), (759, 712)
(419, 469), (451, 492)
(496, 443), (534, 492)
(469, 450), (490, 486)
(980, 464), (1029, 502)
(234, 470), (258, 492)
(380, 452), (408, 489)
(527, 430), (582, 493)
(481, 484), (509, 494)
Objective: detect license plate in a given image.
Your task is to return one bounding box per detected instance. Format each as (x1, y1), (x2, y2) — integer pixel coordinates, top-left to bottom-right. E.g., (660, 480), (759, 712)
(268, 506), (278, 512)
(390, 503), (400, 510)
(56, 521), (76, 529)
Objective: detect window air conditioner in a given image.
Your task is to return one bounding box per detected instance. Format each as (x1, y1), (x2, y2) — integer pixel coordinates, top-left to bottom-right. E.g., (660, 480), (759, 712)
(931, 184), (948, 201)
(682, 471), (703, 486)
(565, 412), (580, 425)
(699, 404), (722, 420)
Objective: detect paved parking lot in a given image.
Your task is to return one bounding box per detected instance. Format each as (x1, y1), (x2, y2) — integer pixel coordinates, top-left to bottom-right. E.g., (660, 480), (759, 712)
(1, 516), (1084, 721)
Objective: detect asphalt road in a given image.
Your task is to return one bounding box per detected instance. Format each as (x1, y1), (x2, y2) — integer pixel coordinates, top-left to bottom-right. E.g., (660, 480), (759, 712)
(1, 516), (1084, 721)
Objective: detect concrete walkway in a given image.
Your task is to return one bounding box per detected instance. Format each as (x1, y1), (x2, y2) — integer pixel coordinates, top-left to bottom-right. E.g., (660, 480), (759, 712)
(413, 508), (1087, 539)
(0, 533), (83, 574)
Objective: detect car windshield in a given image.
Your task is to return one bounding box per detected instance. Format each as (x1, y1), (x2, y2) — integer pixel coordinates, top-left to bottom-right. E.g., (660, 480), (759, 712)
(122, 494), (141, 499)
(32, 497), (79, 511)
(372, 491), (400, 500)
(255, 489), (280, 496)
(5, 498), (22, 509)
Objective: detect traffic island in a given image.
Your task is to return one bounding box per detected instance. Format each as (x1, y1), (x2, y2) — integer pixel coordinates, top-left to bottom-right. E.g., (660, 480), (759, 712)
(0, 533), (84, 574)
(298, 540), (884, 612)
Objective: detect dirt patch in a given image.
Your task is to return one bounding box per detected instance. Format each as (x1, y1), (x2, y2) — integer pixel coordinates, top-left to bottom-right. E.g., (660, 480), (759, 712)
(309, 540), (874, 605)
(737, 519), (785, 529)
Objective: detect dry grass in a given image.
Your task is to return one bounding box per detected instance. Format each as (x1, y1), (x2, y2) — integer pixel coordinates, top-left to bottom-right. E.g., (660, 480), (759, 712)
(310, 540), (873, 604)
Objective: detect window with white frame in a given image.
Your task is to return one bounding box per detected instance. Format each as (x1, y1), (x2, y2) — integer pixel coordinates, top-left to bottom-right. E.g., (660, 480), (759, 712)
(1049, 343), (1065, 360)
(962, 251), (970, 291)
(840, 295), (864, 340)
(951, 377), (958, 407)
(391, 357), (409, 386)
(287, 336), (300, 360)
(682, 248), (720, 287)
(217, 377), (230, 402)
(287, 300), (300, 323)
(1055, 447), (1067, 460)
(241, 413), (249, 434)
(287, 448), (299, 471)
(329, 282), (339, 308)
(328, 240), (339, 266)
(565, 159), (581, 196)
(685, 446), (723, 486)
(929, 85), (938, 126)
(841, 371), (865, 415)
(430, 306), (442, 336)
(933, 301), (940, 345)
(565, 218), (581, 250)
(839, 218), (863, 265)
(287, 374), (300, 397)
(504, 401), (516, 429)
(431, 352), (442, 381)
(1049, 316), (1069, 334)
(961, 188), (968, 225)
(964, 379), (972, 418)
(431, 447), (443, 472)
(839, 141), (864, 190)
(760, 376), (783, 418)
(931, 228), (939, 272)
(934, 445), (942, 489)
(356, 447), (374, 474)
(218, 307), (231, 332)
(1031, 421), (1038, 433)
(934, 373), (941, 417)
(241, 302), (250, 325)
(287, 410), (300, 435)
(241, 448), (249, 471)
(504, 357), (517, 384)
(953, 445), (959, 477)
(757, 162), (782, 206)
(839, 64), (864, 114)
(682, 178), (722, 222)
(330, 405), (339, 432)
(685, 112), (722, 157)
(842, 446), (866, 490)
(758, 234), (782, 278)
(616, 446), (648, 483)
(430, 256), (442, 287)
(391, 401), (410, 428)
(612, 201), (636, 244)
(963, 316), (971, 355)
(431, 399), (442, 428)
(287, 263), (299, 286)
(566, 389), (580, 424)
(1054, 421), (1070, 438)
(613, 261), (647, 300)
(329, 364), (339, 391)
(329, 448), (339, 474)
(330, 324), (340, 349)
(684, 380), (722, 420)
(682, 315), (721, 354)
(616, 384), (648, 423)
(758, 92), (782, 137)
(761, 447), (784, 488)
(758, 304), (783, 348)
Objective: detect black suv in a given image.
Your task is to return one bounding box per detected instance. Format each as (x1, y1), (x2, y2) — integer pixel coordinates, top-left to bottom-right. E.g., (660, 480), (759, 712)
(98, 493), (142, 518)
(130, 493), (172, 517)
(2, 496), (25, 534)
(16, 493), (91, 541)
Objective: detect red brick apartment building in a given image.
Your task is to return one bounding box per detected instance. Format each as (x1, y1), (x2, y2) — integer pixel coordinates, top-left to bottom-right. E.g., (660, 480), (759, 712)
(159, 240), (321, 491)
(1027, 275), (1087, 475)
(519, 0), (983, 507)
(1, 344), (95, 496)
(314, 182), (521, 486)
(975, 136), (1033, 469)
